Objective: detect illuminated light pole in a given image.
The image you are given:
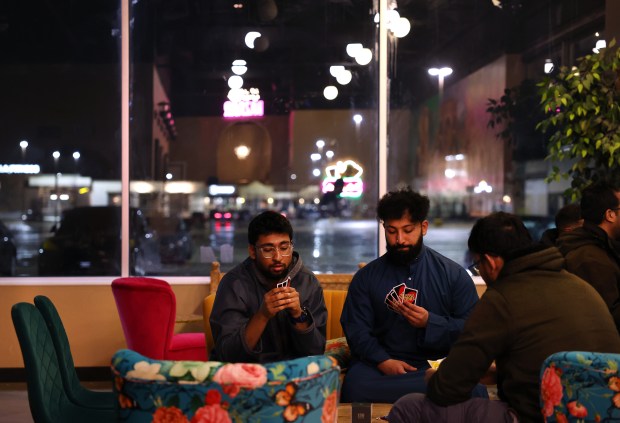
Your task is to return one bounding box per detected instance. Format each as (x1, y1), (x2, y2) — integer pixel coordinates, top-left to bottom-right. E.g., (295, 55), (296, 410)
(428, 67), (453, 98)
(20, 140), (28, 162)
(72, 151), (80, 206)
(52, 151), (60, 223)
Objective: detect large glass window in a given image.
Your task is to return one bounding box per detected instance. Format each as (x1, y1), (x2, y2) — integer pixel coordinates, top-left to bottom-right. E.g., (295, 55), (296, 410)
(129, 0), (380, 275)
(1, 1), (122, 277)
(0, 0), (615, 279)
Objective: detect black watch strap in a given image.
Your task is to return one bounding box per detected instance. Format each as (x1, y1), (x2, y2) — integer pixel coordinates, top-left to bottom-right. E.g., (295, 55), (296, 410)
(289, 307), (310, 324)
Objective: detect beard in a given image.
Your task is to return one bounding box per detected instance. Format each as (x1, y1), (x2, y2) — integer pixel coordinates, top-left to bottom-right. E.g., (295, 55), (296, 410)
(386, 237), (424, 266)
(255, 260), (290, 281)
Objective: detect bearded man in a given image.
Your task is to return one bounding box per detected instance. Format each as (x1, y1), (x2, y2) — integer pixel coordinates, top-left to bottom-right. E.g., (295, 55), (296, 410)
(340, 187), (484, 403)
(210, 211), (327, 363)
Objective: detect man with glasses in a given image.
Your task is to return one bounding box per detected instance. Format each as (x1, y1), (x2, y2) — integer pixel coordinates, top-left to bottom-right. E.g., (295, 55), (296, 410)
(340, 187), (484, 403)
(389, 211), (620, 423)
(557, 181), (620, 332)
(209, 211), (327, 363)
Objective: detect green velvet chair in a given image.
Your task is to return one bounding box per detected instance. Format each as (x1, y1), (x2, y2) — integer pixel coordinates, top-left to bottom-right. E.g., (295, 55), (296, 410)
(11, 302), (115, 423)
(34, 295), (114, 410)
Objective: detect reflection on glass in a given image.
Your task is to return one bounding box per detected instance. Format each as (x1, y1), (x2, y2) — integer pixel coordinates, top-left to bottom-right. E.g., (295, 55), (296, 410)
(1, 0), (612, 278)
(129, 1), (380, 275)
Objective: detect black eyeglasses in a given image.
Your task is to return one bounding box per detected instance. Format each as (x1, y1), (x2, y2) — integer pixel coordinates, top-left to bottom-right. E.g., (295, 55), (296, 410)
(467, 260), (481, 277)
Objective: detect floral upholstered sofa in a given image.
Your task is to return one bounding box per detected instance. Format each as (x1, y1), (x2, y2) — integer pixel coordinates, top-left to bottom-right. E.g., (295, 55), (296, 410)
(540, 351), (620, 422)
(112, 349), (340, 423)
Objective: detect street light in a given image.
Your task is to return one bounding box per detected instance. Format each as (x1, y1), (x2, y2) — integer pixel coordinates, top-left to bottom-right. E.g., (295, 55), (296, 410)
(428, 67), (453, 97)
(52, 151), (61, 223)
(73, 151), (80, 174)
(20, 140), (28, 162)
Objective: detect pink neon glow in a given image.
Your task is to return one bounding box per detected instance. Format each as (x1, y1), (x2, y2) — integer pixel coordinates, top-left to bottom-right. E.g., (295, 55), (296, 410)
(223, 100), (265, 118)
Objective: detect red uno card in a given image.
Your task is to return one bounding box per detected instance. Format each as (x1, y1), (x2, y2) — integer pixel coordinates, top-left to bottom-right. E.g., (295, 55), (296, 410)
(403, 287), (418, 304)
(393, 283), (407, 302)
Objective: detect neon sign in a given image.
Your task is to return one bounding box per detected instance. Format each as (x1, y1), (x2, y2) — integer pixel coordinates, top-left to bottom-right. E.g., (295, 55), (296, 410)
(0, 164), (41, 174)
(223, 88), (265, 118)
(321, 159), (364, 198)
(223, 99), (264, 118)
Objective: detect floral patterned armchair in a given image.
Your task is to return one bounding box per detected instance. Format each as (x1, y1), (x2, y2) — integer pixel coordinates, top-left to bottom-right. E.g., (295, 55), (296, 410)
(111, 349), (340, 423)
(540, 351), (620, 422)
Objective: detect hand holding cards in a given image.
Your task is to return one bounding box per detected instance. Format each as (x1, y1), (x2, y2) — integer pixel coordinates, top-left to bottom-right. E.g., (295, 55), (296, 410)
(384, 283), (418, 314)
(276, 276), (291, 288)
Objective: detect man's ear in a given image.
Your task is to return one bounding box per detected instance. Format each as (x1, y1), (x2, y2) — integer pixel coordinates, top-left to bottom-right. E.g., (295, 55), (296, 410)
(248, 244), (257, 260)
(484, 254), (504, 280)
(421, 220), (429, 236)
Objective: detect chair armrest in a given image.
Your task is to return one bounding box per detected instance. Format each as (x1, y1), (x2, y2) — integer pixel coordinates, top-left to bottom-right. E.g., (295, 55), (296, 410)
(325, 337), (351, 370)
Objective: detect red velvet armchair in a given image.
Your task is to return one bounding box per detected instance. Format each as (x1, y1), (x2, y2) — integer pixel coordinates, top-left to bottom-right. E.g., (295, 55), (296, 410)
(111, 277), (207, 361)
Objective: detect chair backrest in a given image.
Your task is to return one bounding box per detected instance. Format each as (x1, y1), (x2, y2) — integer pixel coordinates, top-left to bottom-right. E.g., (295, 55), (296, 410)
(33, 295), (115, 411)
(209, 261), (365, 293)
(203, 293), (216, 353)
(323, 290), (348, 339)
(210, 261), (223, 293)
(112, 348), (340, 422)
(540, 351), (620, 422)
(111, 277), (177, 359)
(33, 295), (83, 404)
(11, 302), (75, 423)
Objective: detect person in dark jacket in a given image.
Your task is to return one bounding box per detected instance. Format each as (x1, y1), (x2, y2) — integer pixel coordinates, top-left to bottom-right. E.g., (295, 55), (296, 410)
(389, 212), (620, 423)
(539, 203), (582, 246)
(209, 211), (327, 363)
(340, 187), (483, 403)
(556, 182), (620, 332)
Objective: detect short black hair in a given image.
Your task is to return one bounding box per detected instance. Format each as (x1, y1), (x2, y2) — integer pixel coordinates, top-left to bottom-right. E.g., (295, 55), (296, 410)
(468, 212), (533, 259)
(248, 211), (293, 245)
(580, 182), (620, 225)
(377, 187), (430, 223)
(555, 203), (581, 230)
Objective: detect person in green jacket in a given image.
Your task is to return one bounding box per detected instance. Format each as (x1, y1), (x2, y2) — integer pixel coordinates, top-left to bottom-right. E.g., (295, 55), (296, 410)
(389, 211), (620, 423)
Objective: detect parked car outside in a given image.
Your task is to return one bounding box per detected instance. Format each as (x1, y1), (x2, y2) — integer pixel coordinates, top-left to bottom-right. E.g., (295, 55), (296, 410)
(149, 216), (193, 264)
(38, 206), (158, 276)
(0, 220), (17, 276)
(520, 215), (555, 242)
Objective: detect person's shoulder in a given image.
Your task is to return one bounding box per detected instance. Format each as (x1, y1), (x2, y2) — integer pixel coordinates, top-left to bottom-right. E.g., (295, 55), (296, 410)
(219, 261), (253, 287)
(423, 246), (467, 272)
(295, 265), (320, 284)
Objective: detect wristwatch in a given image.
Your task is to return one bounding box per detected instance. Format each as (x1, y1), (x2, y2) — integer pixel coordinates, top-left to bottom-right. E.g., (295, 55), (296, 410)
(289, 307), (310, 324)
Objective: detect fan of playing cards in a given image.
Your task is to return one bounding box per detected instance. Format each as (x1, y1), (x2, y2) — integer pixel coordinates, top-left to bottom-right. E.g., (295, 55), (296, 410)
(384, 283), (418, 313)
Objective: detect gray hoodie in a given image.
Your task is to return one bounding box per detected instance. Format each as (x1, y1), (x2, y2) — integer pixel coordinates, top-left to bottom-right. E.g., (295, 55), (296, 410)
(210, 252), (327, 362)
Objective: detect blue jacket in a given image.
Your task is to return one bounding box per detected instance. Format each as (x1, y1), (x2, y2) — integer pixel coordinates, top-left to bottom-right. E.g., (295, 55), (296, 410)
(341, 244), (479, 367)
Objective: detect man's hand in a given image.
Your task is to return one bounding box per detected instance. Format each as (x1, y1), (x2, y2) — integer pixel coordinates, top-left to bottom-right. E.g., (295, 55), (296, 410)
(389, 300), (429, 328)
(424, 368), (436, 384)
(377, 359), (417, 375)
(259, 286), (301, 319)
(480, 362), (497, 385)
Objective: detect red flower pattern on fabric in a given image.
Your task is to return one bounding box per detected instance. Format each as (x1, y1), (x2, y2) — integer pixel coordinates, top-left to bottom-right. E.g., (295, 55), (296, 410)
(213, 363), (267, 392)
(613, 392), (620, 408)
(190, 404), (232, 423)
(541, 366), (563, 417)
(321, 391), (338, 423)
(222, 384), (240, 398)
(152, 406), (190, 423)
(205, 389), (222, 405)
(609, 376), (620, 392)
(567, 401), (587, 418)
